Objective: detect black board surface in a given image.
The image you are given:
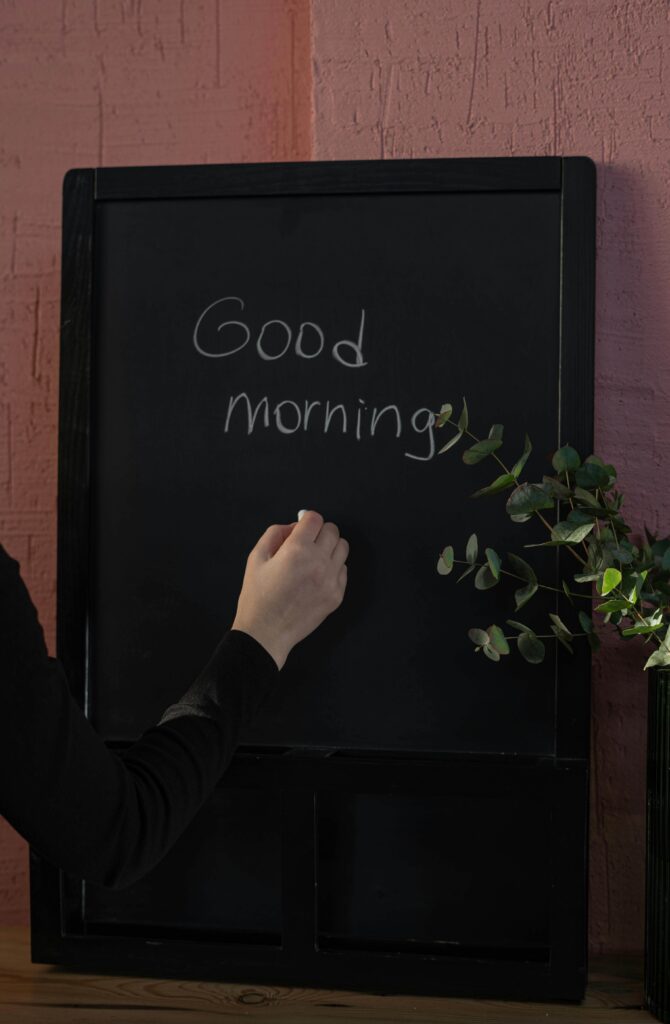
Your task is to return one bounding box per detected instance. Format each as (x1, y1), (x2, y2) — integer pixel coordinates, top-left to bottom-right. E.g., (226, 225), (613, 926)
(91, 186), (568, 753)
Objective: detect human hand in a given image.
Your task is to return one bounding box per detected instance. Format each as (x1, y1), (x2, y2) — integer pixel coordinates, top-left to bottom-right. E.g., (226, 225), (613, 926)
(231, 511), (349, 670)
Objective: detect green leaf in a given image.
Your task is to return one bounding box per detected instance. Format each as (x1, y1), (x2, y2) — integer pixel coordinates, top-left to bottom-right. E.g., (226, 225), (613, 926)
(437, 546), (454, 575)
(506, 619), (533, 633)
(549, 613), (572, 636)
(566, 508), (594, 525)
(587, 630), (601, 653)
(482, 644), (501, 662)
(562, 579), (574, 604)
(435, 403), (453, 427)
(488, 424), (504, 441)
(462, 438), (503, 464)
(574, 486), (601, 507)
(595, 598), (630, 613)
(471, 473), (517, 498)
(575, 461), (610, 489)
(574, 572), (600, 583)
(485, 547), (501, 579)
(552, 445), (581, 473)
(466, 533), (478, 565)
(517, 632), (546, 664)
(506, 482), (555, 518)
(511, 434), (532, 478)
(457, 397), (468, 433)
(644, 645), (670, 671)
(468, 627), (490, 647)
(662, 548), (670, 572)
(487, 625), (510, 655)
(438, 429), (463, 454)
(474, 564), (499, 590)
(578, 611), (593, 634)
(621, 623), (665, 637)
(599, 567), (622, 595)
(550, 625), (574, 653)
(514, 582), (538, 611)
(506, 552), (537, 584)
(550, 521), (595, 544)
(455, 563), (477, 583)
(542, 475), (572, 499)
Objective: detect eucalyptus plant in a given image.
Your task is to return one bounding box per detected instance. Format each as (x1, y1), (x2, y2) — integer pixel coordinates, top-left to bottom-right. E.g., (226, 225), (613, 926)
(434, 399), (670, 670)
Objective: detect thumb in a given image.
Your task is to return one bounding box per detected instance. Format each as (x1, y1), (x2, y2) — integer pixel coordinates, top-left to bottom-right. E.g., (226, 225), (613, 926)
(255, 522), (297, 560)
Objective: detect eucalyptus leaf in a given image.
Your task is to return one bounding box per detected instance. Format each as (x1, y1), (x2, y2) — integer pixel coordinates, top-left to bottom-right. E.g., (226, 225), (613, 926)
(578, 611), (593, 634)
(457, 397), (468, 433)
(552, 445), (581, 473)
(466, 533), (478, 564)
(542, 475), (572, 499)
(462, 438), (503, 465)
(468, 628), (490, 647)
(456, 563), (477, 583)
(595, 598), (630, 613)
(575, 461), (610, 490)
(485, 547), (501, 579)
(644, 645), (670, 670)
(506, 482), (555, 518)
(549, 613), (572, 637)
(517, 632), (546, 664)
(475, 564), (499, 590)
(471, 473), (517, 498)
(600, 567), (622, 595)
(482, 644), (501, 662)
(550, 625), (574, 653)
(507, 552), (537, 584)
(437, 546), (454, 575)
(511, 434), (532, 478)
(551, 521), (595, 544)
(488, 424), (504, 441)
(566, 508), (594, 526)
(487, 625), (510, 655)
(574, 486), (601, 507)
(438, 430), (463, 454)
(506, 619), (533, 632)
(435, 403), (453, 428)
(514, 582), (538, 611)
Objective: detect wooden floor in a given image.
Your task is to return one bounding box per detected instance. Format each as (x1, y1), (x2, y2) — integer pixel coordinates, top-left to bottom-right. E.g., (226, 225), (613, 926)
(0, 928), (655, 1023)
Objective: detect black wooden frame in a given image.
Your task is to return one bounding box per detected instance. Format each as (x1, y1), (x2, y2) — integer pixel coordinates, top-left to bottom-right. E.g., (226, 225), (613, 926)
(31, 156), (596, 1000)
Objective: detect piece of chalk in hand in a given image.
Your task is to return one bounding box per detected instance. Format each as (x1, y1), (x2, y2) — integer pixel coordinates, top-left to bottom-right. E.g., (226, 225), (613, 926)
(297, 509), (307, 521)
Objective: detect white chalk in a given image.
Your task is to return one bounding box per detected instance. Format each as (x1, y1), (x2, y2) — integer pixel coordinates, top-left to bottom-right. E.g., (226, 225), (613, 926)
(297, 509), (307, 521)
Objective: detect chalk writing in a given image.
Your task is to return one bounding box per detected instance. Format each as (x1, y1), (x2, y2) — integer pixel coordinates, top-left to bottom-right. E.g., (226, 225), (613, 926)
(193, 296), (436, 460)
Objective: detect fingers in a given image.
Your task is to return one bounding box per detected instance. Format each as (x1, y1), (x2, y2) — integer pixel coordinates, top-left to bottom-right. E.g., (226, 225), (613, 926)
(254, 522), (297, 560)
(293, 509), (324, 543)
(332, 536), (349, 566)
(315, 521), (340, 557)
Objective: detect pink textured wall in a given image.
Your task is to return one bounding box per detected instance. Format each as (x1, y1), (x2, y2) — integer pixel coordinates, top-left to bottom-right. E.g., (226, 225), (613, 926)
(311, 0), (670, 954)
(2, 0), (668, 958)
(0, 0), (310, 927)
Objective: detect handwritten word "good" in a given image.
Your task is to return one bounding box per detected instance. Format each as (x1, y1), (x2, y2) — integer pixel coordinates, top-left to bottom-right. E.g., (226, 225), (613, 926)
(193, 296), (367, 368)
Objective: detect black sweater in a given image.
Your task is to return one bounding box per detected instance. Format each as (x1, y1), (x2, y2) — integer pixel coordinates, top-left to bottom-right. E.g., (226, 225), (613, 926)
(0, 543), (279, 889)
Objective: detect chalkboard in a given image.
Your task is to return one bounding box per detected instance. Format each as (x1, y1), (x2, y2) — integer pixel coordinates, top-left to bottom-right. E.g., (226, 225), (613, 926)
(38, 157), (595, 999)
(83, 167), (590, 756)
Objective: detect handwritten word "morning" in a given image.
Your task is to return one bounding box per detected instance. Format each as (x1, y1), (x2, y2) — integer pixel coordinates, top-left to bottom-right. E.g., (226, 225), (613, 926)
(193, 296), (367, 368)
(219, 393), (436, 461)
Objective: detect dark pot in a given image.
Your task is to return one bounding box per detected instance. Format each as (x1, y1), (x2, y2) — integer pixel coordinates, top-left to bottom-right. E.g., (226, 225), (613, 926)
(645, 666), (670, 1020)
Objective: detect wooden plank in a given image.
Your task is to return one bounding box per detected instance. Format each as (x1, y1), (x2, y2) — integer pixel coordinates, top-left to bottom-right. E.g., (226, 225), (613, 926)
(0, 928), (653, 1022)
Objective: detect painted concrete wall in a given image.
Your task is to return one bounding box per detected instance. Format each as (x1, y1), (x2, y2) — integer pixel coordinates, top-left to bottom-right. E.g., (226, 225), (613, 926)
(0, 0), (311, 926)
(311, 0), (670, 954)
(2, 0), (668, 957)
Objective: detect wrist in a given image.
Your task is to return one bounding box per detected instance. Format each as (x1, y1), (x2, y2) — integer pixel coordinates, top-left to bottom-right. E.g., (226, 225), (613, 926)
(231, 617), (289, 671)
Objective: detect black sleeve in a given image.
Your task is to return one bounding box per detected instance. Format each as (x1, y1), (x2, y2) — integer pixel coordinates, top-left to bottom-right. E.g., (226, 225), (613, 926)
(0, 543), (279, 889)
